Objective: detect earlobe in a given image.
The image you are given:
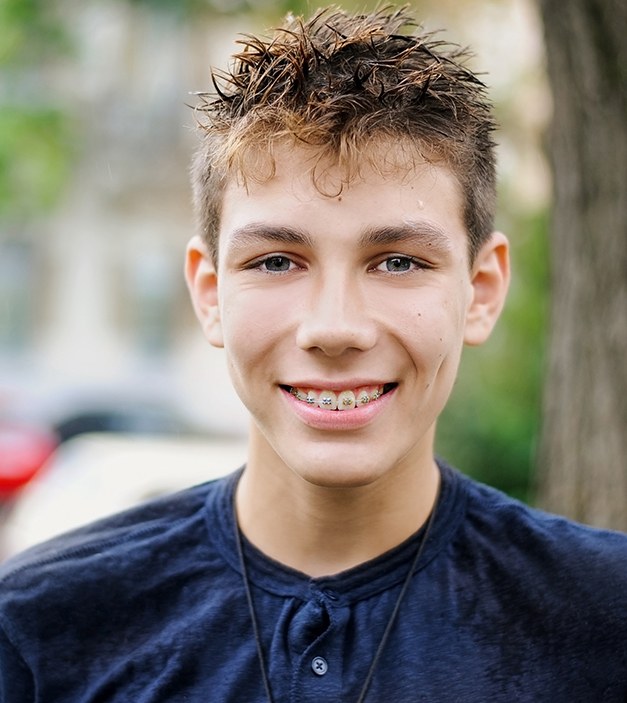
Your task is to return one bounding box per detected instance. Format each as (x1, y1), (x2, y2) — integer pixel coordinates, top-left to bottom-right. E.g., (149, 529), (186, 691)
(184, 235), (224, 348)
(464, 231), (510, 346)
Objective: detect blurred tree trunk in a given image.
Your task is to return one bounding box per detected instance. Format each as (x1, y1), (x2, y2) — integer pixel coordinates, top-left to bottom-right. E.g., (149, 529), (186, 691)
(536, 0), (627, 529)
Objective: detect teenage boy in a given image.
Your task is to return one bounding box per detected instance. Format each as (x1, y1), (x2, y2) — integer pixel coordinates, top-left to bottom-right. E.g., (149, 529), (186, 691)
(1, 7), (626, 703)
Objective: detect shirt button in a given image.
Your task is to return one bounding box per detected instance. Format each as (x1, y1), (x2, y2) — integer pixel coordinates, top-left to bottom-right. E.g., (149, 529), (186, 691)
(311, 656), (328, 676)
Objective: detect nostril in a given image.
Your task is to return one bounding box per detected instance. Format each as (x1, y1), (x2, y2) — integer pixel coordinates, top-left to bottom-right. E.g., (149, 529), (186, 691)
(295, 318), (378, 356)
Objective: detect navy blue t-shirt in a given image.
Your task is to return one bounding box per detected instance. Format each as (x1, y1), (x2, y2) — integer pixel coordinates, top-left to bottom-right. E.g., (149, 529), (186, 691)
(0, 462), (626, 702)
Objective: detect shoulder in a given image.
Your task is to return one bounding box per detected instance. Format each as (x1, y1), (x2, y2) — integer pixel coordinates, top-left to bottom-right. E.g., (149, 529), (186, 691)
(461, 471), (627, 547)
(431, 468), (627, 694)
(0, 471), (244, 701)
(0, 472), (236, 593)
(454, 470), (627, 594)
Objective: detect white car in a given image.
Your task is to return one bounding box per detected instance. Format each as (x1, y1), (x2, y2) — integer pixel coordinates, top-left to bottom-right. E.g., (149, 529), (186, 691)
(1, 432), (247, 559)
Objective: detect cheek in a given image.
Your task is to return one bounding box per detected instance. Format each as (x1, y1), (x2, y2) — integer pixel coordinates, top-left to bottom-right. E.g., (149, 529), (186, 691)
(402, 293), (467, 384)
(405, 288), (467, 342)
(220, 289), (289, 378)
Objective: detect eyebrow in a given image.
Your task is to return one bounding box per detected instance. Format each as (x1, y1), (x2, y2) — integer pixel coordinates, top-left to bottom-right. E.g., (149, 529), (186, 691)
(358, 221), (453, 253)
(226, 219), (452, 254)
(226, 223), (314, 252)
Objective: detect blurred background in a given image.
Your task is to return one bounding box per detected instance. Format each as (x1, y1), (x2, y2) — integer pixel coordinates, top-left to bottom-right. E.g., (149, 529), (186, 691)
(1, 0), (621, 557)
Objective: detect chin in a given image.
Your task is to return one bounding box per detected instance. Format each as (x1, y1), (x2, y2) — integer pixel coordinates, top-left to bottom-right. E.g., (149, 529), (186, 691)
(290, 459), (391, 491)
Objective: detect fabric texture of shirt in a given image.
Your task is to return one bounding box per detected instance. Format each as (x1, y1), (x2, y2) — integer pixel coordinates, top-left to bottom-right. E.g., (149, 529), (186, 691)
(0, 460), (626, 702)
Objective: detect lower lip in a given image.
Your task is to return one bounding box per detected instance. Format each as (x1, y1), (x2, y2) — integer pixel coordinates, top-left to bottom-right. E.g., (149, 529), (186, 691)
(281, 386), (396, 431)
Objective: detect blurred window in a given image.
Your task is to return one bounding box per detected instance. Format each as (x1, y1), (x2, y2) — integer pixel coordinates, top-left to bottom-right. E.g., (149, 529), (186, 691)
(0, 237), (35, 352)
(124, 245), (177, 356)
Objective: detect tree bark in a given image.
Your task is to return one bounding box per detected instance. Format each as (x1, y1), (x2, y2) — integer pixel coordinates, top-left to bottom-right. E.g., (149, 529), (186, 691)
(536, 0), (627, 529)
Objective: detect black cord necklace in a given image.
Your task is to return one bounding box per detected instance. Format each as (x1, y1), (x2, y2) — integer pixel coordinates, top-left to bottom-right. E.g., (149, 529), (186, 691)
(233, 483), (440, 703)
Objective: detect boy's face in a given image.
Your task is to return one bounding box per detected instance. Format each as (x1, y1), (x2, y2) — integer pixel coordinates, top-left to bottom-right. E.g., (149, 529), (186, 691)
(187, 144), (509, 489)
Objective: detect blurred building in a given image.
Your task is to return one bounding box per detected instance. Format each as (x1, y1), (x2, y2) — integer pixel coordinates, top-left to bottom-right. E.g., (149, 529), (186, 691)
(0, 2), (252, 435)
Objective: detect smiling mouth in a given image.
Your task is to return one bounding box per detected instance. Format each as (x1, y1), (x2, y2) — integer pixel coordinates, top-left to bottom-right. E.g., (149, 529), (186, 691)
(281, 383), (397, 411)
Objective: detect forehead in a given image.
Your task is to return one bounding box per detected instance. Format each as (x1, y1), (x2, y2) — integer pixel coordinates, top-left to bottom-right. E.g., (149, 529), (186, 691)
(218, 142), (468, 257)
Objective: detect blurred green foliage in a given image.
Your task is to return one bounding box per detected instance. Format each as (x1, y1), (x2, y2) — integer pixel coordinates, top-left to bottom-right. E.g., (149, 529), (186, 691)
(437, 206), (549, 501)
(0, 0), (74, 219)
(0, 0), (70, 65)
(123, 0), (315, 20)
(0, 107), (73, 218)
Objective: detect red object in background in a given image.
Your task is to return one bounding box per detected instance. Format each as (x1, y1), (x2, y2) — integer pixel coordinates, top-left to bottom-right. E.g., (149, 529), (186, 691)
(0, 425), (58, 497)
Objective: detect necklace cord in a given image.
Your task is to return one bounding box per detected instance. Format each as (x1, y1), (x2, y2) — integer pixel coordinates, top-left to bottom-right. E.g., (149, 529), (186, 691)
(233, 480), (441, 703)
(355, 480), (440, 703)
(233, 506), (275, 703)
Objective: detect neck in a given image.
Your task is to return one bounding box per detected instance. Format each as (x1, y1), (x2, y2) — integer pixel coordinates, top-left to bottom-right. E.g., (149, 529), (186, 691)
(235, 432), (441, 577)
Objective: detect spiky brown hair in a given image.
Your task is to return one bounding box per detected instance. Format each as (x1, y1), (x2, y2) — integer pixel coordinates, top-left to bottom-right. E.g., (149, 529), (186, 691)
(191, 5), (497, 264)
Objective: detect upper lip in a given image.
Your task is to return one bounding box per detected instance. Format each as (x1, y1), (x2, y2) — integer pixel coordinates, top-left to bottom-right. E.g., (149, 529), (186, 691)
(280, 378), (393, 390)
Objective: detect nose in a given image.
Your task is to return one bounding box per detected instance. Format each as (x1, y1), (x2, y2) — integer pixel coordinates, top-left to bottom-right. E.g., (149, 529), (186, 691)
(295, 272), (377, 356)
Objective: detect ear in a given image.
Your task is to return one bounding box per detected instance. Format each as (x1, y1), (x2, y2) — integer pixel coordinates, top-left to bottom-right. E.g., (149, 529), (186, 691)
(184, 235), (224, 348)
(464, 231), (510, 346)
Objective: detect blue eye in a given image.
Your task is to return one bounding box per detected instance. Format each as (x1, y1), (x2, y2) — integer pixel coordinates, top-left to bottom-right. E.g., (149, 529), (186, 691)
(375, 256), (421, 273)
(386, 257), (411, 272)
(261, 256), (292, 272)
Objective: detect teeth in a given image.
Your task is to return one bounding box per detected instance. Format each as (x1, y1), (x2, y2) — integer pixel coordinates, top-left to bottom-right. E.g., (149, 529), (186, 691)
(337, 390), (356, 410)
(356, 389), (371, 406)
(317, 390), (338, 410)
(290, 385), (388, 411)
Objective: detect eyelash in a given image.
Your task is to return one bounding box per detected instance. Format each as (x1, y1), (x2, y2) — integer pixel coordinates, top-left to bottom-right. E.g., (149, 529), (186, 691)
(371, 255), (430, 274)
(249, 255), (301, 274)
